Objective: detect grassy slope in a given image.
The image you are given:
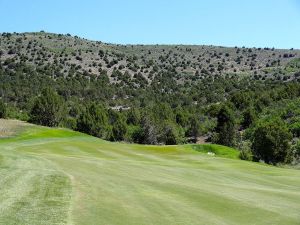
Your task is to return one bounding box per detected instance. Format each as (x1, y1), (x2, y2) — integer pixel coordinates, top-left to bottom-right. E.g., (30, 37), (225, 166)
(0, 123), (300, 225)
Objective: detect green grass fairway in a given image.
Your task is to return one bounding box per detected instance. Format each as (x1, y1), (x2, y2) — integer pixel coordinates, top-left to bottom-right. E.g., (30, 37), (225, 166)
(1, 121), (300, 225)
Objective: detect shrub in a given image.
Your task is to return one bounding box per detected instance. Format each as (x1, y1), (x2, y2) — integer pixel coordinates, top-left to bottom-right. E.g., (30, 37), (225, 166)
(214, 105), (236, 147)
(110, 118), (127, 141)
(239, 148), (253, 161)
(291, 139), (300, 162)
(161, 124), (181, 145)
(239, 144), (252, 161)
(76, 103), (109, 138)
(133, 116), (158, 145)
(30, 88), (65, 127)
(251, 118), (292, 164)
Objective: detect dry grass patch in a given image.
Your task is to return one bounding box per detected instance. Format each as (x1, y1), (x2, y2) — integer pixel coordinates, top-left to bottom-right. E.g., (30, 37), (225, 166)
(0, 119), (30, 138)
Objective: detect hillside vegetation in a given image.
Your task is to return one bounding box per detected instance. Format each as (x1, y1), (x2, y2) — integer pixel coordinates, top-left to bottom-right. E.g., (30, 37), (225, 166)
(0, 120), (300, 225)
(1, 32), (300, 165)
(1, 32), (299, 82)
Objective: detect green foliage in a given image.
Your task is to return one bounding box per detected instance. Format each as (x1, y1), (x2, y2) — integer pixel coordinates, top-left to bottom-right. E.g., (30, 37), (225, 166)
(76, 103), (109, 138)
(62, 117), (77, 130)
(161, 123), (183, 145)
(230, 91), (252, 110)
(239, 149), (253, 161)
(0, 100), (7, 118)
(29, 88), (65, 127)
(241, 107), (257, 129)
(214, 105), (236, 147)
(238, 141), (253, 161)
(291, 139), (300, 157)
(175, 108), (189, 127)
(111, 118), (127, 141)
(289, 122), (300, 137)
(285, 58), (300, 72)
(251, 118), (292, 164)
(187, 116), (201, 142)
(3, 33), (300, 164)
(126, 108), (140, 125)
(133, 116), (158, 144)
(151, 103), (174, 123)
(124, 125), (140, 142)
(5, 105), (30, 121)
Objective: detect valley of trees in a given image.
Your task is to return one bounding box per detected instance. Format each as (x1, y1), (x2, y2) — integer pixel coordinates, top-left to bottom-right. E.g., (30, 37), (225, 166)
(1, 32), (300, 165)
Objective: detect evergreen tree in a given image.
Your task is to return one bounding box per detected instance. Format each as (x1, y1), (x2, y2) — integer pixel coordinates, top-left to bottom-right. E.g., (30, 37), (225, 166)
(251, 119), (292, 164)
(30, 88), (65, 127)
(215, 105), (236, 147)
(77, 103), (109, 138)
(111, 118), (127, 141)
(162, 124), (180, 145)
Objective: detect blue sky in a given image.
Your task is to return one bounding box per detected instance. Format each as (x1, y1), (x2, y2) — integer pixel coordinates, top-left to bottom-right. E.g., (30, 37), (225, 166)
(1, 0), (300, 48)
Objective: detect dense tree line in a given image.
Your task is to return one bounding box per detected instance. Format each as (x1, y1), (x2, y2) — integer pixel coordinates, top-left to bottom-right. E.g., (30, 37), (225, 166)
(1, 62), (300, 165)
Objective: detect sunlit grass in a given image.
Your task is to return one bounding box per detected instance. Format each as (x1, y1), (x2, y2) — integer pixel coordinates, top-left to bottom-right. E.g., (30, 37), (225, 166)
(0, 121), (300, 225)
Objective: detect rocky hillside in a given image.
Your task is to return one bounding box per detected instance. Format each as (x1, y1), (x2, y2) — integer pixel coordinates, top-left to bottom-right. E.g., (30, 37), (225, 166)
(1, 32), (300, 85)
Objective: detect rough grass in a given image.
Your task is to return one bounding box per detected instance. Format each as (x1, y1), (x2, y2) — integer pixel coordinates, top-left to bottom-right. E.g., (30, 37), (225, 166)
(0, 121), (300, 225)
(190, 144), (239, 159)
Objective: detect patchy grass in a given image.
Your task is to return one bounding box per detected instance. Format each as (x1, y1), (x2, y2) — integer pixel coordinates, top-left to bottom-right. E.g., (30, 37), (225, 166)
(0, 120), (300, 225)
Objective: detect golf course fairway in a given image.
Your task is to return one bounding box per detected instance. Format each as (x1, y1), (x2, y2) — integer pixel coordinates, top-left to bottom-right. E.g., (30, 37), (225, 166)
(0, 120), (300, 225)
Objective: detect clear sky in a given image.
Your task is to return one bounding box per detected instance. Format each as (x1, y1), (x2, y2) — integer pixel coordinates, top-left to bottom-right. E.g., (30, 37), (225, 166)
(1, 0), (300, 48)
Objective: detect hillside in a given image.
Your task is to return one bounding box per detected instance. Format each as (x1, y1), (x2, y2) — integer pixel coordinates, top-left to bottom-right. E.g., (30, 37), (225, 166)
(1, 32), (300, 165)
(0, 120), (300, 225)
(1, 32), (300, 84)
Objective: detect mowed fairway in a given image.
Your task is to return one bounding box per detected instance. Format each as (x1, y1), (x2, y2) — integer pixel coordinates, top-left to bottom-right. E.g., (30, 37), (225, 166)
(0, 121), (300, 225)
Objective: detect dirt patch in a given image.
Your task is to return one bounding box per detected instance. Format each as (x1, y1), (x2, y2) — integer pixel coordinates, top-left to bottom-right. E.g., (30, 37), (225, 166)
(196, 136), (210, 144)
(0, 119), (29, 138)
